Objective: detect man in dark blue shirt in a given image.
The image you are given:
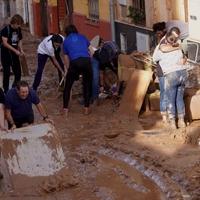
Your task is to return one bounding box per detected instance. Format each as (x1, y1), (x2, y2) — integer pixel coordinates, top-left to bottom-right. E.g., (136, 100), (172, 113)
(5, 81), (52, 129)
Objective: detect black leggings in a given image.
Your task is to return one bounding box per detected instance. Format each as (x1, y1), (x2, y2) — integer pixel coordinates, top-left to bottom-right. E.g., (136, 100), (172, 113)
(1, 51), (21, 93)
(63, 57), (92, 108)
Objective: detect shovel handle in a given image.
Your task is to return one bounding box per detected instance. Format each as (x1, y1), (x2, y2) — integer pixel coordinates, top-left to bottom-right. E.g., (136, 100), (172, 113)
(59, 71), (67, 86)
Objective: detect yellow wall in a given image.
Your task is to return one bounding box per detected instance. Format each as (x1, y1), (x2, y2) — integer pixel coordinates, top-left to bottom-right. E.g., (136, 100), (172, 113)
(171, 0), (186, 21)
(73, 0), (88, 15)
(73, 0), (110, 21)
(48, 0), (57, 6)
(145, 0), (187, 28)
(33, 0), (57, 6)
(99, 1), (110, 21)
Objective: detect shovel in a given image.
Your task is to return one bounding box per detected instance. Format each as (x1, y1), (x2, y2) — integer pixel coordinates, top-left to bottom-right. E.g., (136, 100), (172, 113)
(57, 70), (67, 92)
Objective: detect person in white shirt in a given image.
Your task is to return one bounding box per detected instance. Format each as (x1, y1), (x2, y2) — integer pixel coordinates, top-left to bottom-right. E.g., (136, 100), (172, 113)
(153, 20), (188, 51)
(32, 34), (65, 91)
(153, 28), (188, 129)
(165, 20), (188, 40)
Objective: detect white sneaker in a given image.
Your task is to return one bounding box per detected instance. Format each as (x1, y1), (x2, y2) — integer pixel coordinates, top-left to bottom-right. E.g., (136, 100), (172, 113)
(161, 112), (168, 123)
(168, 119), (177, 129)
(162, 115), (168, 123)
(178, 118), (186, 128)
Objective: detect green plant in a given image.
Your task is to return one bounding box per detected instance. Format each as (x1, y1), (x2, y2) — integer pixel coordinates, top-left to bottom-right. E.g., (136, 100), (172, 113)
(127, 6), (145, 24)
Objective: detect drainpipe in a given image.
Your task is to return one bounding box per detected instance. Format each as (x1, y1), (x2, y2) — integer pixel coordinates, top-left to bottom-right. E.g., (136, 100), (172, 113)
(57, 0), (60, 32)
(64, 0), (73, 24)
(109, 0), (116, 41)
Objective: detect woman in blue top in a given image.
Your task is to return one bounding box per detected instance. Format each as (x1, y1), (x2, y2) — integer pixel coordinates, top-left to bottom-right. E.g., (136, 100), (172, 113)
(63, 25), (92, 115)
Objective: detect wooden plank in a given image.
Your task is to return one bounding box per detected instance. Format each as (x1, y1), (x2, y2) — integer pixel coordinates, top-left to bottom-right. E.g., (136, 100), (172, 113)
(119, 69), (153, 117)
(19, 54), (29, 76)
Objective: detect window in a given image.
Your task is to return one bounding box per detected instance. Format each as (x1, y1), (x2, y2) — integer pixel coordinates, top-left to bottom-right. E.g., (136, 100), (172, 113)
(127, 0), (145, 24)
(120, 4), (127, 19)
(132, 0), (145, 11)
(88, 0), (99, 20)
(120, 33), (127, 52)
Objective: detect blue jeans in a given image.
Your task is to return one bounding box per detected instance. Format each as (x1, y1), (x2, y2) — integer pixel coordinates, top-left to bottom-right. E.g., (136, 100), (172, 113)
(91, 57), (100, 100)
(165, 69), (188, 119)
(158, 76), (167, 114)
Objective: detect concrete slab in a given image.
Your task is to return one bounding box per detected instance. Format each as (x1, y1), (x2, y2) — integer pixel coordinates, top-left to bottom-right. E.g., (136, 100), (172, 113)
(0, 123), (66, 177)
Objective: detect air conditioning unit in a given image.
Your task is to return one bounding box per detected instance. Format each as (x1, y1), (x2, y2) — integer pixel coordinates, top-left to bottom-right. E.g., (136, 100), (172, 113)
(188, 0), (200, 41)
(187, 0), (200, 63)
(187, 40), (200, 63)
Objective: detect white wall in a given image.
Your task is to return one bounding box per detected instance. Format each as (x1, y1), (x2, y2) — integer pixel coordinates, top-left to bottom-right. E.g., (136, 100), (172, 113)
(28, 0), (34, 35)
(10, 0), (16, 16)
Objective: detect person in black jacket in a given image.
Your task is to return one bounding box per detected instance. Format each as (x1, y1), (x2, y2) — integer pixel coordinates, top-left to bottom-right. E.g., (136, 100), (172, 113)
(1, 14), (24, 93)
(93, 40), (119, 94)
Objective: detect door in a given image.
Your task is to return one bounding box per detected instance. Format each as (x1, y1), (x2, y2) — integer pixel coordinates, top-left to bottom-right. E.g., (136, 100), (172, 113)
(40, 0), (48, 36)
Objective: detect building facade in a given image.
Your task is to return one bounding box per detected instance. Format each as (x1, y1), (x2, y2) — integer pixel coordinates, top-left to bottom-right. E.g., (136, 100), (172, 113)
(114, 0), (188, 53)
(0, 0), (34, 34)
(31, 0), (73, 37)
(72, 0), (112, 41)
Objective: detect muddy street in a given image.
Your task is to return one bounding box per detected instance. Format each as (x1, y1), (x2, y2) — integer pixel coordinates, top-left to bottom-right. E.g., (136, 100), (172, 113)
(0, 28), (200, 200)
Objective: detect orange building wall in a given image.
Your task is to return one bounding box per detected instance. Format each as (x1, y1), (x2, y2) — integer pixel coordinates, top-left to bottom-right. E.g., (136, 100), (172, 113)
(58, 0), (66, 21)
(48, 0), (59, 33)
(48, 5), (59, 34)
(73, 13), (111, 41)
(32, 1), (42, 36)
(32, 0), (59, 36)
(72, 0), (112, 40)
(57, 0), (68, 33)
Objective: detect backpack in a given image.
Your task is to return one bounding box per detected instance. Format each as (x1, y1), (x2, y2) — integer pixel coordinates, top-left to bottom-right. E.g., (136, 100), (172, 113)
(98, 41), (119, 64)
(0, 25), (10, 47)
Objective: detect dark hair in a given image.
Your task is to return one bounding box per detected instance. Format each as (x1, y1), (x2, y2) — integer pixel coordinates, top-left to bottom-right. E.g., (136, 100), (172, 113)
(10, 14), (24, 25)
(64, 24), (78, 36)
(166, 27), (181, 44)
(152, 22), (166, 32)
(16, 81), (29, 90)
(51, 34), (63, 44)
(168, 26), (181, 36)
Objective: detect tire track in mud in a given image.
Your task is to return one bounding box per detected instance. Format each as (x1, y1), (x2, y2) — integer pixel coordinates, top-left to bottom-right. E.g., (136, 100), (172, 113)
(98, 147), (189, 200)
(58, 112), (193, 200)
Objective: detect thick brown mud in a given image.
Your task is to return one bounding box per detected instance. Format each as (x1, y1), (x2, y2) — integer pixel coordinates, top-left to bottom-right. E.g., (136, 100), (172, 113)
(1, 28), (200, 200)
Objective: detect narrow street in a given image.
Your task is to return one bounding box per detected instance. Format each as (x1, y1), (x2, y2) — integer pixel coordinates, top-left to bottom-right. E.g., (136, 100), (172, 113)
(1, 28), (200, 200)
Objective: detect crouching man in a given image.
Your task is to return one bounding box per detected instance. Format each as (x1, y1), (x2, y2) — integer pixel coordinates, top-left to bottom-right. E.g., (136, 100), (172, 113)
(5, 81), (53, 130)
